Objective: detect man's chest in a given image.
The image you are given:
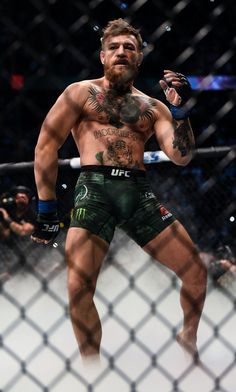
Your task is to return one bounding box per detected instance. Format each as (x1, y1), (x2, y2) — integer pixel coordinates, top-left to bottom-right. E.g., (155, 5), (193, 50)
(83, 86), (157, 131)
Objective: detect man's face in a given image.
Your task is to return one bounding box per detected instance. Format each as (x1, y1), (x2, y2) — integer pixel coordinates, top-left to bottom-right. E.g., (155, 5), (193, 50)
(100, 34), (143, 89)
(15, 192), (29, 211)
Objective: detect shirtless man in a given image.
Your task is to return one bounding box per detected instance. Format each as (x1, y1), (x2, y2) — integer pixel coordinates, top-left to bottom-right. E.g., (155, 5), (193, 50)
(31, 19), (207, 359)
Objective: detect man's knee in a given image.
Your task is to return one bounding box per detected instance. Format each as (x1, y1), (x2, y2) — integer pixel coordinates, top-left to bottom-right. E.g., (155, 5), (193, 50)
(194, 250), (208, 278)
(178, 249), (208, 284)
(68, 268), (96, 306)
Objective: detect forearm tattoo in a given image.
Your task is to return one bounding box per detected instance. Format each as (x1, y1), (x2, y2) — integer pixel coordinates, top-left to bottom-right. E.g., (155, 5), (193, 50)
(172, 119), (194, 157)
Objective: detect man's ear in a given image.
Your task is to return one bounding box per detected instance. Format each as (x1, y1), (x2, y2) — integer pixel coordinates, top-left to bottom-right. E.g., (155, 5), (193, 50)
(138, 52), (143, 66)
(100, 51), (105, 65)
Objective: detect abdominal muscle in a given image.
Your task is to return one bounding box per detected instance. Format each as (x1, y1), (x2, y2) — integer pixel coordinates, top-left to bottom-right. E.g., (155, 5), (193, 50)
(72, 123), (148, 169)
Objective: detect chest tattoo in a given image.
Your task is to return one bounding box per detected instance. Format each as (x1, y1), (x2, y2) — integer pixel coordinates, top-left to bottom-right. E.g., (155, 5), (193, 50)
(88, 86), (156, 128)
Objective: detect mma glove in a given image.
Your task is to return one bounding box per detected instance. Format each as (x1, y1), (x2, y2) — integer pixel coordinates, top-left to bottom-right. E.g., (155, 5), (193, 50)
(164, 72), (192, 120)
(167, 72), (192, 107)
(32, 200), (60, 242)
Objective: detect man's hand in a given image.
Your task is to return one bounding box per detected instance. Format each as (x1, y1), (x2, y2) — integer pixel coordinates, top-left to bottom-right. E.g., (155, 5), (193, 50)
(0, 207), (13, 229)
(159, 70), (192, 107)
(31, 212), (60, 245)
(0, 207), (10, 221)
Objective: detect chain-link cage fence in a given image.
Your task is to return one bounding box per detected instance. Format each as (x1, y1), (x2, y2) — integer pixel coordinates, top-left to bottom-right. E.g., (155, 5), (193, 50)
(1, 0), (236, 391)
(1, 152), (236, 392)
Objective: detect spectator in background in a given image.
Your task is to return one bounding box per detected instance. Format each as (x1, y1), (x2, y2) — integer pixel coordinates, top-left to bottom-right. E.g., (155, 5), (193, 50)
(0, 185), (36, 280)
(200, 213), (236, 284)
(0, 186), (36, 240)
(200, 245), (236, 284)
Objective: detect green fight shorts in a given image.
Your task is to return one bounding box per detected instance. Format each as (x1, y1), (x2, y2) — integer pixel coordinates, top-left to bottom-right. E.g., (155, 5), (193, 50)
(70, 165), (176, 247)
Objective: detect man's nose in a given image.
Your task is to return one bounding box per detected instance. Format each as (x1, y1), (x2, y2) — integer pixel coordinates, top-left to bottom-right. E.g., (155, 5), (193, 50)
(117, 45), (125, 55)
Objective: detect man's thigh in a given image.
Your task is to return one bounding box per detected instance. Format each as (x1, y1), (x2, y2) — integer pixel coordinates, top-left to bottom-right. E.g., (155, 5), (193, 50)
(65, 227), (109, 283)
(121, 195), (176, 247)
(143, 221), (201, 277)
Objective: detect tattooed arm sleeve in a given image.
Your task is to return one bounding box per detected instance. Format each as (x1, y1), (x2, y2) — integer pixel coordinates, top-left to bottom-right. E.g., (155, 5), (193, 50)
(172, 118), (195, 158)
(154, 102), (195, 166)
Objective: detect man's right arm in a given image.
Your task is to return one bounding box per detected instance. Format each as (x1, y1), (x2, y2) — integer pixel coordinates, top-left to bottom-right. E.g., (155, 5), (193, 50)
(34, 83), (83, 200)
(32, 83), (84, 243)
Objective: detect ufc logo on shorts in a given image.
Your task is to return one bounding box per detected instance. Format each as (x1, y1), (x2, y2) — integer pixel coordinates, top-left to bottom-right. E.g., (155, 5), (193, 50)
(111, 169), (131, 177)
(42, 224), (59, 232)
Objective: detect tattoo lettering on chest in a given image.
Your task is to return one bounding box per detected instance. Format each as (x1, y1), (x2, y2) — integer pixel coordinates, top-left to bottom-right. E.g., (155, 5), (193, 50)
(93, 127), (142, 141)
(172, 120), (194, 156)
(88, 86), (156, 128)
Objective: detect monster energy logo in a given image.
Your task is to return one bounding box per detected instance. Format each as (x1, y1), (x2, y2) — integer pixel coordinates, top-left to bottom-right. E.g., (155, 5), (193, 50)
(76, 208), (86, 220)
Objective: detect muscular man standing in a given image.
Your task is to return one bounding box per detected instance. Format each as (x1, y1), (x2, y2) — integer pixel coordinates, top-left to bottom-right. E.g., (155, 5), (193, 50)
(32, 19), (207, 359)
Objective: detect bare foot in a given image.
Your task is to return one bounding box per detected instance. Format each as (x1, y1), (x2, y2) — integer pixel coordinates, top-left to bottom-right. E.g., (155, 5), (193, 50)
(176, 330), (199, 359)
(81, 353), (101, 367)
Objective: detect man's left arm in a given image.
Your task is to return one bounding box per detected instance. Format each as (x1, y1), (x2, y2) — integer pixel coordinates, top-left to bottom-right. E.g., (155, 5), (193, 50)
(8, 220), (35, 236)
(0, 207), (34, 236)
(154, 70), (195, 166)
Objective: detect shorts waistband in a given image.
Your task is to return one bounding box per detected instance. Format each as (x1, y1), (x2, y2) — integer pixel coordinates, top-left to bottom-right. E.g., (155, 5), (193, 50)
(80, 165), (146, 179)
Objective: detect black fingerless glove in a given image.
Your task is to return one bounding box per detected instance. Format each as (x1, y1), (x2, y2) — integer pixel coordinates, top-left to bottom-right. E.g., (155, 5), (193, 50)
(163, 72), (192, 106)
(33, 212), (60, 242)
(32, 200), (60, 242)
(172, 72), (192, 106)
(167, 73), (192, 119)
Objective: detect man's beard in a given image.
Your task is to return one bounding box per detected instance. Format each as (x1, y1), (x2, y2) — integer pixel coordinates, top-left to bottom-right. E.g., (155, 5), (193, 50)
(17, 202), (28, 212)
(104, 63), (139, 93)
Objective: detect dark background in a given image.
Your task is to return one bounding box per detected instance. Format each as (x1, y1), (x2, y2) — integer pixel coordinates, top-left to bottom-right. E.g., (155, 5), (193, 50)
(1, 0), (236, 162)
(0, 0), (235, 250)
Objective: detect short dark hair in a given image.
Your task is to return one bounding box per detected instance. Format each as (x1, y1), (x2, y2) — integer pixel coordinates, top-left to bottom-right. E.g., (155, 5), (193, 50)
(10, 185), (32, 199)
(101, 18), (143, 50)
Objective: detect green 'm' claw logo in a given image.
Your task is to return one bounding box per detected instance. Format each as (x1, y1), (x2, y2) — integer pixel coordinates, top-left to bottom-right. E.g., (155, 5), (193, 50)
(76, 208), (86, 220)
